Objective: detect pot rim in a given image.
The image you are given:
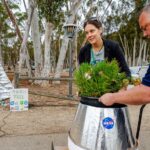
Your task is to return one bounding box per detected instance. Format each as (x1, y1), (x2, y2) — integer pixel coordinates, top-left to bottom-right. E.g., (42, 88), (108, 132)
(80, 96), (127, 108)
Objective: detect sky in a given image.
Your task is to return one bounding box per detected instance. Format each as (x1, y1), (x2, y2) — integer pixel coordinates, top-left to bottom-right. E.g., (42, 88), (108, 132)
(20, 0), (28, 12)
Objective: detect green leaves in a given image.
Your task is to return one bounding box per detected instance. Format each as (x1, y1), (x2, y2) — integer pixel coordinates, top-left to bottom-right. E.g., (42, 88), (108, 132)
(37, 0), (66, 24)
(74, 60), (127, 97)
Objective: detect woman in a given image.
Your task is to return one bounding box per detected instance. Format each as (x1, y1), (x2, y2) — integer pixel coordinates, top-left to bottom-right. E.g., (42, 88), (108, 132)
(79, 17), (131, 76)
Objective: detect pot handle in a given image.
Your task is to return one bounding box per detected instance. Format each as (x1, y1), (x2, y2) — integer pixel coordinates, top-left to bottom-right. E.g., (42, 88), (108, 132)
(135, 104), (146, 147)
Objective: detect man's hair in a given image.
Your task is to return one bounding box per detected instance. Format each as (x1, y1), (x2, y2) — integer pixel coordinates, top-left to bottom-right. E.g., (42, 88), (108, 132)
(140, 3), (150, 15)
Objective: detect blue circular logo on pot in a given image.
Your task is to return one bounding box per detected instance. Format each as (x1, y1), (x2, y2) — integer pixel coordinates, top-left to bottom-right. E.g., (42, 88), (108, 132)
(102, 117), (114, 129)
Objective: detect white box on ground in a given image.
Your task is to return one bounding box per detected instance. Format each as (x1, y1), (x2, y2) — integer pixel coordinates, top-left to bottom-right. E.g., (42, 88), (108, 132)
(10, 88), (28, 111)
(130, 66), (148, 79)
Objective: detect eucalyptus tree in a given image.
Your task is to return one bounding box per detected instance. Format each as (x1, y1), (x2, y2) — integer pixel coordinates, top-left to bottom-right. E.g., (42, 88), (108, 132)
(2, 0), (22, 41)
(54, 0), (128, 82)
(71, 0), (135, 53)
(29, 0), (42, 79)
(0, 1), (13, 66)
(0, 37), (2, 66)
(82, 0), (149, 66)
(1, 0), (33, 77)
(100, 0), (136, 66)
(18, 0), (34, 77)
(54, 0), (84, 83)
(37, 0), (67, 86)
(107, 0), (150, 66)
(0, 0), (26, 69)
(0, 2), (7, 66)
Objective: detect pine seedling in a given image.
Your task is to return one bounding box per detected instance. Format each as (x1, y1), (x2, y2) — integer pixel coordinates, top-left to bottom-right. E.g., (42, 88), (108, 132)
(74, 60), (128, 97)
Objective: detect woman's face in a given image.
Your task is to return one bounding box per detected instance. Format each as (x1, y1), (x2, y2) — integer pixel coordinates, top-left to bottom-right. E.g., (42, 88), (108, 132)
(84, 24), (102, 45)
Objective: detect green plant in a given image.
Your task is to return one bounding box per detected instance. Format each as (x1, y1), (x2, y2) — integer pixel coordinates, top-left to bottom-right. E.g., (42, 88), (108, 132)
(74, 60), (129, 97)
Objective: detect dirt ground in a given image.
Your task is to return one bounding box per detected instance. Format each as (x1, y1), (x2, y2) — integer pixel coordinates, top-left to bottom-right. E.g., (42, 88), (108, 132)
(1, 72), (150, 150)
(2, 71), (79, 133)
(22, 81), (78, 107)
(0, 72), (77, 133)
(7, 70), (79, 107)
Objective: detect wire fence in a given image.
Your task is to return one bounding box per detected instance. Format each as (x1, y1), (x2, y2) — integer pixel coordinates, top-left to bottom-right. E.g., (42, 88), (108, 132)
(14, 72), (78, 101)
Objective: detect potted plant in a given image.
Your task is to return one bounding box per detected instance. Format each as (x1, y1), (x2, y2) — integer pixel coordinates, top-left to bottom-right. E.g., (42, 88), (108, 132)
(68, 60), (135, 150)
(74, 59), (129, 98)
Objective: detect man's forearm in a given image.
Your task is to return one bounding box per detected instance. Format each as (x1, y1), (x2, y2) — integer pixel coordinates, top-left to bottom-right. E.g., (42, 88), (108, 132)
(99, 84), (150, 106)
(111, 85), (150, 105)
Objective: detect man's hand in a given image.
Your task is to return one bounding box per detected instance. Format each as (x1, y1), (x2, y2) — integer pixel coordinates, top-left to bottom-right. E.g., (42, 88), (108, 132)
(99, 93), (115, 106)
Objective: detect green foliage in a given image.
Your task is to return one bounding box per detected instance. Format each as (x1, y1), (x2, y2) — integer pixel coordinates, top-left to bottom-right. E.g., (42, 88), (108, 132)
(37, 0), (66, 24)
(74, 60), (128, 97)
(106, 0), (145, 41)
(77, 30), (86, 51)
(0, 1), (27, 65)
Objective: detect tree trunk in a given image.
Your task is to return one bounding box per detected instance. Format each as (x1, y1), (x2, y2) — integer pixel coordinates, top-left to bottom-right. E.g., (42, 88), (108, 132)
(0, 35), (3, 66)
(119, 35), (149, 67)
(18, 3), (34, 77)
(142, 42), (148, 65)
(30, 0), (43, 79)
(123, 35), (130, 65)
(132, 37), (136, 66)
(2, 0), (32, 76)
(137, 39), (144, 66)
(53, 36), (69, 84)
(72, 34), (78, 69)
(54, 0), (84, 83)
(23, 0), (27, 12)
(2, 0), (22, 41)
(119, 34), (127, 61)
(41, 22), (54, 86)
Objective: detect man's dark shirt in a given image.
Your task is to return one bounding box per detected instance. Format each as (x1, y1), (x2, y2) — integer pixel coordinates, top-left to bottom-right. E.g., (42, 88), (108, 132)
(142, 64), (150, 86)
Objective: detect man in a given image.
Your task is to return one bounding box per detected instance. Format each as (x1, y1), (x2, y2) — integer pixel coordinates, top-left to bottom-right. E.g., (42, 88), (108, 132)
(99, 4), (150, 105)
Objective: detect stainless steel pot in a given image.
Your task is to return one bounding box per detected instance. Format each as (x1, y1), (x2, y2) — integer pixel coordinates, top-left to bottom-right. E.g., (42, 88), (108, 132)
(68, 97), (135, 150)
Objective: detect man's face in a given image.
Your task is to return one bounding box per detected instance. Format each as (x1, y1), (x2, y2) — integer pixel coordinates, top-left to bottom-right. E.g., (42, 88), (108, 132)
(139, 11), (150, 38)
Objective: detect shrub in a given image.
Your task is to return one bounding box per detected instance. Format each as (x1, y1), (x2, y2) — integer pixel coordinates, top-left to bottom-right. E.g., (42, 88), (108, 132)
(74, 60), (129, 97)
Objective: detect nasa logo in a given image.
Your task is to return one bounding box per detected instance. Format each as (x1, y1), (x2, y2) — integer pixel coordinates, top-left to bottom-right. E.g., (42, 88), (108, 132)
(102, 117), (114, 129)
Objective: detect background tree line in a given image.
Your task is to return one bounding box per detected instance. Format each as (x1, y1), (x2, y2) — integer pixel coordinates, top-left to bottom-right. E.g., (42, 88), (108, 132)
(0, 0), (149, 85)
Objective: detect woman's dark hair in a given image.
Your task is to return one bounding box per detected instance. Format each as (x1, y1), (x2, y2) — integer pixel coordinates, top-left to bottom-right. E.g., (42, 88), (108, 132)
(83, 17), (102, 29)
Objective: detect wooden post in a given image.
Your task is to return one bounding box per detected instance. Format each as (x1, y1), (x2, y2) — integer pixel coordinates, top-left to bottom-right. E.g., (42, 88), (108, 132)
(14, 72), (19, 88)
